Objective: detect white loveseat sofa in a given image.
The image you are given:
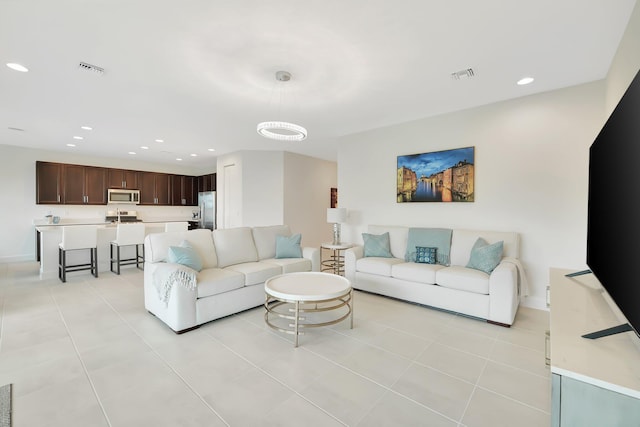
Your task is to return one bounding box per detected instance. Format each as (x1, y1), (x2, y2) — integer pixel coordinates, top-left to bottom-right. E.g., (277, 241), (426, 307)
(344, 225), (525, 326)
(144, 225), (320, 333)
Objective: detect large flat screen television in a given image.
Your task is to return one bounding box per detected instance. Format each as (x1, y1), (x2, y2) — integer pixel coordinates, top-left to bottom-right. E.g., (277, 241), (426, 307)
(584, 68), (640, 339)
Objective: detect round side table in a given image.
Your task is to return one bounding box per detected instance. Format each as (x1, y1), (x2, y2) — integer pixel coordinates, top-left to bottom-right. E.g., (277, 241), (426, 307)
(320, 242), (353, 276)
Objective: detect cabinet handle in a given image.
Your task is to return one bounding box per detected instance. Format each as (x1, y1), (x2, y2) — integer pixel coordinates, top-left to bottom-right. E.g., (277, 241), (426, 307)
(122, 180), (126, 188)
(545, 330), (551, 366)
(546, 286), (551, 308)
(57, 194), (60, 203)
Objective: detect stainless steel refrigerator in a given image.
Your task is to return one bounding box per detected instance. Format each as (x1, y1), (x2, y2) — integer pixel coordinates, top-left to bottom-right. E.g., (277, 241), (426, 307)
(198, 191), (216, 230)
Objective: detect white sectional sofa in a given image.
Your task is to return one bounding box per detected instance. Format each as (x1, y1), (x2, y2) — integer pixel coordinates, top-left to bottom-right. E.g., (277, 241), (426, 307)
(144, 225), (320, 333)
(344, 225), (525, 326)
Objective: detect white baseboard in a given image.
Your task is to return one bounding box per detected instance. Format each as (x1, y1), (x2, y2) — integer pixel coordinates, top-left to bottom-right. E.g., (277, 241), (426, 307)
(521, 295), (548, 311)
(0, 254), (34, 264)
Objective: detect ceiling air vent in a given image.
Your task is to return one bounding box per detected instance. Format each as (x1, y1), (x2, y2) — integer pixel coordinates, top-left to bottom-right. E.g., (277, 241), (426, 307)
(451, 68), (475, 80)
(78, 62), (104, 75)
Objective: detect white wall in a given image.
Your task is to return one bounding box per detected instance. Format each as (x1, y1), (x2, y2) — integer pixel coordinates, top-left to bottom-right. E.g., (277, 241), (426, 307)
(606, 0), (640, 113)
(242, 151), (285, 227)
(283, 152), (337, 248)
(0, 144), (214, 262)
(216, 151), (283, 228)
(337, 81), (606, 309)
(217, 150), (338, 247)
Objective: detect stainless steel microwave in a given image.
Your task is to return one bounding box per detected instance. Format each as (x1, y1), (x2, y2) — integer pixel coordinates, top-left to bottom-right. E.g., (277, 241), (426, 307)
(107, 189), (140, 204)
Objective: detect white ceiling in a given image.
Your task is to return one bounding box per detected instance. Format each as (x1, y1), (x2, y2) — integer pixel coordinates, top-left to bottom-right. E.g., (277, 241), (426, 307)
(0, 0), (636, 169)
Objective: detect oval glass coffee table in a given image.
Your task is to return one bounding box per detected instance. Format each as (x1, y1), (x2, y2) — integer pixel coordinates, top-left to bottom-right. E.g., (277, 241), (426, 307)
(264, 272), (353, 347)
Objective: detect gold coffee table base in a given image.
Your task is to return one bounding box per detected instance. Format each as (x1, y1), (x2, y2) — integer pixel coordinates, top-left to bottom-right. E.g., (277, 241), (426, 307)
(264, 272), (353, 347)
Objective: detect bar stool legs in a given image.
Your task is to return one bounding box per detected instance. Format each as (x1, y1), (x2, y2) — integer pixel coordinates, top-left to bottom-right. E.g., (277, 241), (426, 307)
(110, 223), (146, 275)
(58, 246), (98, 283)
(110, 242), (144, 275)
(58, 225), (99, 283)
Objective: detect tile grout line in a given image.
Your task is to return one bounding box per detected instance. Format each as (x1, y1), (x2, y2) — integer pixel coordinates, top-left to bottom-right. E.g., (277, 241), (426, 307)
(200, 316), (350, 426)
(458, 334), (496, 425)
(85, 275), (231, 427)
(49, 281), (113, 427)
(473, 385), (551, 416)
(137, 290), (552, 422)
(234, 315), (461, 426)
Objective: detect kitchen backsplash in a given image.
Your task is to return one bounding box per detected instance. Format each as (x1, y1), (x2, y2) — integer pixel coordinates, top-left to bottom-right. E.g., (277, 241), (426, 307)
(35, 204), (198, 223)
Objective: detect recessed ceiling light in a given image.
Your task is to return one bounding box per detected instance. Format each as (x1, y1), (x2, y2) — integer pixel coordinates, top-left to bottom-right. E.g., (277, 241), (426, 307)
(73, 136), (84, 140)
(140, 146), (149, 150)
(155, 139), (164, 143)
(176, 158), (183, 161)
(190, 153), (197, 157)
(128, 151), (136, 155)
(517, 77), (534, 85)
(6, 63), (28, 72)
(207, 148), (215, 152)
(80, 126), (92, 131)
(66, 143), (76, 147)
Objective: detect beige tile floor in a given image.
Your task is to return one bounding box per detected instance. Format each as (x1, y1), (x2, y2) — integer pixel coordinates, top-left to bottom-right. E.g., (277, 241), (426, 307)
(0, 262), (551, 426)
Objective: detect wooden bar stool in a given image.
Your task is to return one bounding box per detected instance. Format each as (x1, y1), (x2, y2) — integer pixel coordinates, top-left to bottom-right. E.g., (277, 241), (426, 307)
(58, 225), (99, 282)
(110, 223), (146, 274)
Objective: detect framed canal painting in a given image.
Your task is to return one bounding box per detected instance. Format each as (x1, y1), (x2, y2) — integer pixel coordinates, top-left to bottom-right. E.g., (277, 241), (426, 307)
(397, 146), (474, 203)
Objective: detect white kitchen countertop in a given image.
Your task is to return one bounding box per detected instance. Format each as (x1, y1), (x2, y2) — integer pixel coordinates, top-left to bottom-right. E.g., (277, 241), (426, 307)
(34, 217), (194, 227)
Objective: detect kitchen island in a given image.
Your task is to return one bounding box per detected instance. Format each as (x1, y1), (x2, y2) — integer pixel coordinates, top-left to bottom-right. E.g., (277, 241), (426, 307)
(35, 220), (191, 278)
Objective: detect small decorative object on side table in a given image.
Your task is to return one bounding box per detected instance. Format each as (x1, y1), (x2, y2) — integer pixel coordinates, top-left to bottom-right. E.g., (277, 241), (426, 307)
(321, 242), (354, 276)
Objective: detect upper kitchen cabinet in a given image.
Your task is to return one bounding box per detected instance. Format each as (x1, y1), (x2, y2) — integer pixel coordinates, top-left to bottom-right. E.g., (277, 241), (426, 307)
(171, 175), (197, 206)
(107, 169), (138, 189)
(63, 165), (107, 205)
(138, 171), (171, 205)
(36, 161), (63, 204)
(197, 173), (217, 192)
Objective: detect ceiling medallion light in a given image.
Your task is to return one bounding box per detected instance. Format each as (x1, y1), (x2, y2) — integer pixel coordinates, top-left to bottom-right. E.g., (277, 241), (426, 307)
(257, 71), (307, 142)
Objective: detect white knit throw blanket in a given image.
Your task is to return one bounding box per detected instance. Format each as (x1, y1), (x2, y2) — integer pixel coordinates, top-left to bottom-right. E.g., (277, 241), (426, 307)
(501, 257), (529, 297)
(152, 263), (197, 306)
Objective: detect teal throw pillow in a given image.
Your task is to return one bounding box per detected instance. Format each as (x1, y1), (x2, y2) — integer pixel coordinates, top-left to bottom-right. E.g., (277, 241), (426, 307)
(362, 232), (393, 258)
(466, 238), (504, 274)
(404, 228), (452, 266)
(275, 234), (302, 258)
(415, 246), (437, 264)
(167, 240), (203, 272)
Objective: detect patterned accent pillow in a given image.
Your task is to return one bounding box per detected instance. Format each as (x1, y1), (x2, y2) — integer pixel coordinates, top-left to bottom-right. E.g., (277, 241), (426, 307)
(466, 238), (504, 274)
(415, 246), (437, 264)
(362, 232), (393, 258)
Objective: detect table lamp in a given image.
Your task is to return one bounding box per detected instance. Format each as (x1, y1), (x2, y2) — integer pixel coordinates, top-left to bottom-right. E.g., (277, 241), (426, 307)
(327, 208), (347, 245)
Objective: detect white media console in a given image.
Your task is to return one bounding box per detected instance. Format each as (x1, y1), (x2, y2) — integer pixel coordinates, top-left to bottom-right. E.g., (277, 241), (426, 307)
(549, 268), (640, 426)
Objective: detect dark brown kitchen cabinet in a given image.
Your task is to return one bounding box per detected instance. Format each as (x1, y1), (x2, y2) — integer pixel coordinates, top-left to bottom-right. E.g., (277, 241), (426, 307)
(197, 173), (217, 192)
(63, 165), (107, 205)
(36, 161), (63, 204)
(171, 175), (197, 206)
(107, 169), (138, 189)
(138, 172), (171, 205)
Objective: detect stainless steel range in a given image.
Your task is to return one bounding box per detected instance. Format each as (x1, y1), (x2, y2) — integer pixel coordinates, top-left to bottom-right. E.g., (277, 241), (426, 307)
(105, 210), (142, 223)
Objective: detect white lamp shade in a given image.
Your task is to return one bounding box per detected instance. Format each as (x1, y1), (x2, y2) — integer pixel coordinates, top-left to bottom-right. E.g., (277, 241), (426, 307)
(327, 208), (346, 223)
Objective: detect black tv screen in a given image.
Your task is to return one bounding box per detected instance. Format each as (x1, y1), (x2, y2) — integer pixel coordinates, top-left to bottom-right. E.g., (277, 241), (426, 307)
(587, 68), (640, 337)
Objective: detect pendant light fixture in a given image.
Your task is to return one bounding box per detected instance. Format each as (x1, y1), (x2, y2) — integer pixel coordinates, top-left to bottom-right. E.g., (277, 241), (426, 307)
(257, 71), (307, 142)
